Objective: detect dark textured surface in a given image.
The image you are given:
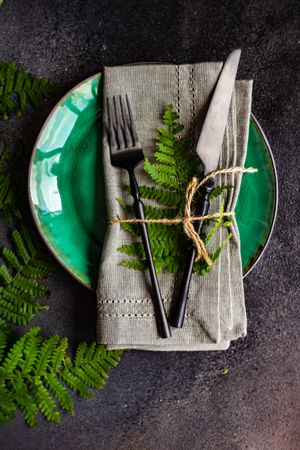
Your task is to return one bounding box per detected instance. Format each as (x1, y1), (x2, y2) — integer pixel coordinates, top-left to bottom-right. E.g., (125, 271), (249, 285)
(0, 0), (299, 449)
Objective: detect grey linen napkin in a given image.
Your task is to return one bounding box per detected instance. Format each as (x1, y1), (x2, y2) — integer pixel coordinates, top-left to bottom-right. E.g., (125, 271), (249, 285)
(96, 63), (252, 351)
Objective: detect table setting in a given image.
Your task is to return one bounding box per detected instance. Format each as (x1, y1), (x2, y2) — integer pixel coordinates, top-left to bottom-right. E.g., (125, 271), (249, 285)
(1, 0), (299, 447)
(29, 50), (277, 350)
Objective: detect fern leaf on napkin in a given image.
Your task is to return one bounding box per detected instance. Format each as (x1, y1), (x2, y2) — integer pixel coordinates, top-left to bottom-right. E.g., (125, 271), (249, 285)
(118, 105), (232, 274)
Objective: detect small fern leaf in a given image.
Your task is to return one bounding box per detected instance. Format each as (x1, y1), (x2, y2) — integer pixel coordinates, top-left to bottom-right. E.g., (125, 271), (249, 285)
(0, 296), (32, 326)
(116, 198), (134, 215)
(30, 254), (56, 278)
(154, 151), (176, 165)
(11, 380), (38, 427)
(138, 185), (179, 207)
(13, 274), (48, 297)
(19, 223), (37, 258)
(144, 158), (178, 189)
(72, 365), (105, 390)
(120, 222), (139, 236)
(2, 285), (43, 315)
(84, 342), (96, 363)
(104, 349), (123, 366)
(33, 378), (61, 424)
(0, 329), (29, 374)
(0, 264), (13, 284)
(44, 374), (74, 415)
(34, 335), (60, 376)
(60, 366), (93, 399)
(1, 247), (22, 271)
(21, 328), (42, 374)
(0, 326), (8, 363)
(205, 200), (224, 244)
(120, 260), (146, 271)
(157, 256), (181, 273)
(211, 232), (232, 262)
(118, 242), (145, 258)
(143, 204), (177, 220)
(209, 183), (233, 200)
(74, 342), (88, 367)
(50, 337), (68, 374)
(0, 385), (16, 424)
(11, 229), (30, 264)
(155, 142), (175, 156)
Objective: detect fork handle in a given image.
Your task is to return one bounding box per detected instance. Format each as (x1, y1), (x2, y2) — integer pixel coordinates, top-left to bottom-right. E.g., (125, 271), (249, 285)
(170, 178), (215, 328)
(129, 171), (171, 339)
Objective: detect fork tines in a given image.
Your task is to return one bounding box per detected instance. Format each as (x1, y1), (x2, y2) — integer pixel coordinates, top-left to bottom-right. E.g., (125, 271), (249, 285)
(107, 95), (140, 151)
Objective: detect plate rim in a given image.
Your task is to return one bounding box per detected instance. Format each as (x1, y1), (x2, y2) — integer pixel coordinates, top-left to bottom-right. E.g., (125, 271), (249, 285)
(28, 73), (278, 290)
(242, 113), (278, 277)
(28, 73), (101, 289)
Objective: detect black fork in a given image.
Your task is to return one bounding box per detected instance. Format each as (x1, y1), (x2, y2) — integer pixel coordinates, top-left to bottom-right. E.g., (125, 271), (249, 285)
(107, 95), (171, 339)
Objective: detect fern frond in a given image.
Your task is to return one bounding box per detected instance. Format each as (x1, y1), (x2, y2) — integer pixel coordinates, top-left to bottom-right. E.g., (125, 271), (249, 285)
(119, 104), (232, 277)
(0, 63), (57, 120)
(0, 62), (124, 429)
(0, 328), (121, 427)
(0, 226), (56, 325)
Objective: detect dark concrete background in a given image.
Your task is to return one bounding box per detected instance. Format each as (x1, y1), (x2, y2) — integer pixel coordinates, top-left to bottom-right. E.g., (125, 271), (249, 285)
(0, 0), (299, 449)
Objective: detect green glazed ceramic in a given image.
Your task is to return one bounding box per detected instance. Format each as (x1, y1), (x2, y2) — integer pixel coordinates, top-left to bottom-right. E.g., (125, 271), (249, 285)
(29, 74), (278, 290)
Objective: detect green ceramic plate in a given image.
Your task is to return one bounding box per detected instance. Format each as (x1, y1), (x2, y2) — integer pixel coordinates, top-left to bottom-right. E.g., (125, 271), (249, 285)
(29, 74), (278, 290)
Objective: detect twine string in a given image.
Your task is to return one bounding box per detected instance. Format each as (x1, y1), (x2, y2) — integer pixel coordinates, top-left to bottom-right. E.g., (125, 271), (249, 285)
(109, 167), (257, 264)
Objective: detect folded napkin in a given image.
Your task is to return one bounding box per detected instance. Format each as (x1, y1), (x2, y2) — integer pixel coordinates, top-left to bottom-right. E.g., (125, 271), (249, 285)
(96, 62), (252, 351)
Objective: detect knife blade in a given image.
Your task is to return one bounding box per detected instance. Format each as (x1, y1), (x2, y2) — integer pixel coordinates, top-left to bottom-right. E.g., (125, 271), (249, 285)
(170, 49), (241, 329)
(196, 49), (241, 175)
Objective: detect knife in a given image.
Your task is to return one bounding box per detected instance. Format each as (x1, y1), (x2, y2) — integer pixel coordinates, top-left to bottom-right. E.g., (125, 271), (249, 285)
(170, 49), (241, 329)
